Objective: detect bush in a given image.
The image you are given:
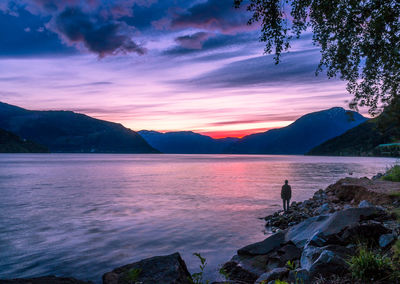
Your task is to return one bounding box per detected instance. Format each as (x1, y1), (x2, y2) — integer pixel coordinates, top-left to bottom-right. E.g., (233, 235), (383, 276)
(349, 247), (394, 282)
(382, 165), (400, 182)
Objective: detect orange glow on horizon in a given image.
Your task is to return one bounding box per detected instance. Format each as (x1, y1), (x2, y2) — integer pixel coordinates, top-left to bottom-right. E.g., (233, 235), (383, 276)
(199, 128), (275, 139)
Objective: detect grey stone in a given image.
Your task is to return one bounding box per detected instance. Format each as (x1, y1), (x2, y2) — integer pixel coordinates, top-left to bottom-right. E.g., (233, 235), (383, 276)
(238, 231), (286, 256)
(255, 268), (289, 284)
(0, 277), (92, 284)
(102, 252), (192, 284)
(286, 207), (379, 248)
(379, 234), (396, 248)
(358, 200), (373, 208)
(309, 250), (349, 278)
(300, 245), (323, 270)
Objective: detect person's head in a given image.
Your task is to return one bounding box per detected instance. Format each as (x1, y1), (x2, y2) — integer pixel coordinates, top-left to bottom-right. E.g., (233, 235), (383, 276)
(285, 180), (288, 184)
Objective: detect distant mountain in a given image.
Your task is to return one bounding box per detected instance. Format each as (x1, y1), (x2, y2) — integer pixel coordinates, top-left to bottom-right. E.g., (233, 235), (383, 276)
(0, 102), (158, 153)
(0, 128), (48, 153)
(138, 130), (239, 154)
(228, 107), (367, 155)
(308, 109), (400, 156)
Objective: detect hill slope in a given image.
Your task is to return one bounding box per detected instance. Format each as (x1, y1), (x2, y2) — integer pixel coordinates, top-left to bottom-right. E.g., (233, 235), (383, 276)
(0, 128), (48, 153)
(308, 109), (400, 156)
(138, 130), (239, 154)
(228, 107), (367, 155)
(0, 102), (158, 153)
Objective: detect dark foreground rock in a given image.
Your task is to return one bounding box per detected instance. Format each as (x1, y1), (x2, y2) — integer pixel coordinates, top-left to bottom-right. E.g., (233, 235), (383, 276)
(102, 252), (192, 284)
(0, 276), (92, 284)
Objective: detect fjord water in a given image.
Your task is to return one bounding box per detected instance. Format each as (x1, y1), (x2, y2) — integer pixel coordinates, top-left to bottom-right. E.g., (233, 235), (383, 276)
(0, 154), (397, 282)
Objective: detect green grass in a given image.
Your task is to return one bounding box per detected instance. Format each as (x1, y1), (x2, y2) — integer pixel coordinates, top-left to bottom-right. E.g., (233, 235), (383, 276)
(382, 165), (400, 182)
(393, 240), (400, 261)
(348, 247), (395, 282)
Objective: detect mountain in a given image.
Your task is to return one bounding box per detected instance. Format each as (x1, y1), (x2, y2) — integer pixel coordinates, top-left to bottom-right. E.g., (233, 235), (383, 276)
(0, 128), (48, 153)
(307, 108), (400, 156)
(228, 107), (367, 155)
(0, 102), (158, 153)
(138, 130), (239, 154)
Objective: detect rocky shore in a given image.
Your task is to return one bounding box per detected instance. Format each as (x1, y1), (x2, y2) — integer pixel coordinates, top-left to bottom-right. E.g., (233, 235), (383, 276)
(1, 177), (399, 284)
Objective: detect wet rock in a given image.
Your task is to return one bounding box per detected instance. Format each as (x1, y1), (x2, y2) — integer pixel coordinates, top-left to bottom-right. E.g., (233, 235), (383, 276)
(379, 233), (396, 248)
(102, 252), (192, 284)
(265, 243), (302, 269)
(358, 200), (373, 208)
(0, 276), (92, 284)
(301, 244), (354, 271)
(222, 261), (258, 284)
(288, 269), (310, 284)
(238, 231), (286, 256)
(230, 254), (269, 277)
(286, 207), (380, 248)
(309, 250), (349, 278)
(255, 268), (289, 284)
(339, 221), (390, 245)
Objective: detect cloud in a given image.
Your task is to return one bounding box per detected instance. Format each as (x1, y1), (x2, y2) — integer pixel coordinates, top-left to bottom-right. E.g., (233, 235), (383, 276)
(173, 49), (337, 88)
(175, 32), (212, 49)
(54, 6), (146, 57)
(169, 0), (254, 34)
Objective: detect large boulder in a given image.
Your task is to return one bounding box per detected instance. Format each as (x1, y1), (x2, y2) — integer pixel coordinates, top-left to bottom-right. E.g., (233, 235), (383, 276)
(300, 245), (353, 271)
(0, 276), (92, 284)
(238, 231), (286, 256)
(308, 250), (349, 278)
(286, 207), (380, 248)
(254, 268), (289, 284)
(221, 261), (258, 284)
(102, 252), (192, 284)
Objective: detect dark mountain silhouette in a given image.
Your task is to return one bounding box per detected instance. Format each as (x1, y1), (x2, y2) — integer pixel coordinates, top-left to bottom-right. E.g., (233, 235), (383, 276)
(228, 107), (367, 155)
(0, 128), (48, 153)
(138, 130), (239, 154)
(308, 110), (400, 156)
(0, 102), (158, 153)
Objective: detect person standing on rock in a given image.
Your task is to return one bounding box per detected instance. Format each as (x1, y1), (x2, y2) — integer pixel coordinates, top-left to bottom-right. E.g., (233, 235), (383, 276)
(281, 180), (292, 212)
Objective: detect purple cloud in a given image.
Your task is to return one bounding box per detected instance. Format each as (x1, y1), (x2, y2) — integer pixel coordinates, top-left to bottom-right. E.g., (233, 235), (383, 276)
(175, 32), (212, 49)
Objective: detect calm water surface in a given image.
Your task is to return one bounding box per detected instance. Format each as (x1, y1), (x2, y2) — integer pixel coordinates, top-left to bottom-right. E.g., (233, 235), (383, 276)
(0, 154), (397, 282)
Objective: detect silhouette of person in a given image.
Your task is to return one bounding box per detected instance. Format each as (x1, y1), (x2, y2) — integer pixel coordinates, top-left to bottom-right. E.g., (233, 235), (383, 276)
(281, 180), (292, 212)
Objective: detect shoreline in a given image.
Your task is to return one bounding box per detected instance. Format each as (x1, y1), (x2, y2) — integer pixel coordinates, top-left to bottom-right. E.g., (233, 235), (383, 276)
(1, 175), (400, 284)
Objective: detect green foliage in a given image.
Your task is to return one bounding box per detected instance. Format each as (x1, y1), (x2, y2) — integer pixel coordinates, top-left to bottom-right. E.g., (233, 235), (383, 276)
(286, 260), (296, 271)
(348, 247), (394, 281)
(124, 268), (142, 284)
(191, 253), (210, 284)
(393, 240), (400, 261)
(218, 267), (230, 283)
(382, 165), (400, 182)
(234, 0), (400, 115)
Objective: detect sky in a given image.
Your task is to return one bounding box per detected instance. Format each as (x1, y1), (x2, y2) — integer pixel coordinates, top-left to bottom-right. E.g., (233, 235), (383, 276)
(0, 0), (361, 138)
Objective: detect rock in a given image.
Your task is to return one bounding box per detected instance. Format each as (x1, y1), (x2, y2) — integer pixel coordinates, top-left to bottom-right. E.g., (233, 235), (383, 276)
(264, 243), (302, 270)
(379, 234), (396, 248)
(102, 252), (192, 284)
(254, 268), (289, 284)
(288, 269), (310, 284)
(309, 250), (349, 278)
(372, 173), (383, 180)
(230, 254), (270, 277)
(315, 203), (330, 215)
(238, 231), (286, 256)
(222, 261), (258, 284)
(358, 200), (373, 208)
(300, 245), (323, 270)
(0, 276), (92, 284)
(339, 221), (390, 244)
(306, 231), (328, 247)
(285, 207), (380, 248)
(301, 244), (354, 271)
(343, 204), (352, 209)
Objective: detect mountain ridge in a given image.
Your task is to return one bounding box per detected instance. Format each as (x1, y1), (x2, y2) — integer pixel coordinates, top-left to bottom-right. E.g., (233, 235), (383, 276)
(0, 101), (158, 153)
